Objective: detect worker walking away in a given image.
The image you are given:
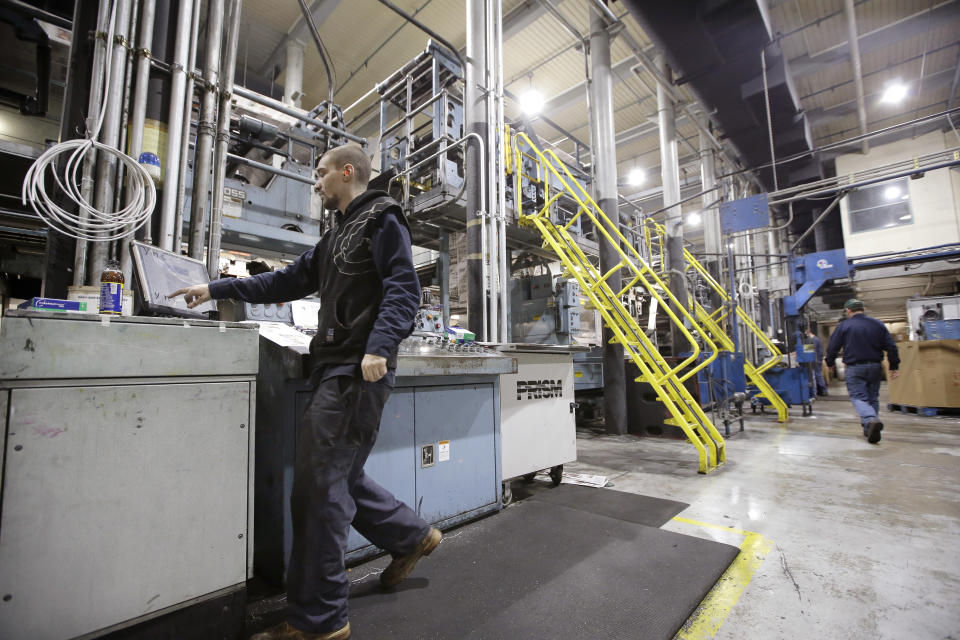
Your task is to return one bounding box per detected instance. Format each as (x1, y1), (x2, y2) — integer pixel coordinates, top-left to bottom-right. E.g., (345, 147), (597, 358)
(172, 143), (441, 640)
(825, 299), (900, 444)
(806, 328), (828, 396)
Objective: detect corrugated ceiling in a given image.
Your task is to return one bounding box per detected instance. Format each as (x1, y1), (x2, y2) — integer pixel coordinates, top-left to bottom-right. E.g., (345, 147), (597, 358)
(233, 0), (959, 195)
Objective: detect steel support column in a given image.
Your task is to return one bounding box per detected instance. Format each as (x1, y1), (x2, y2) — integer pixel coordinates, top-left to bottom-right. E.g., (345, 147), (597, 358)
(589, 7), (626, 435)
(657, 56), (687, 351)
(465, 0), (488, 340)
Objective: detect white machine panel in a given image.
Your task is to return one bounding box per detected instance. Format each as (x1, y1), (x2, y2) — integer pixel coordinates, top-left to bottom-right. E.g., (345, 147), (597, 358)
(499, 349), (577, 480)
(0, 382), (251, 640)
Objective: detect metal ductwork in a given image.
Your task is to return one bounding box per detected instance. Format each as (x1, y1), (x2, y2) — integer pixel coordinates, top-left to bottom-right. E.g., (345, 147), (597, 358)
(619, 1), (818, 191)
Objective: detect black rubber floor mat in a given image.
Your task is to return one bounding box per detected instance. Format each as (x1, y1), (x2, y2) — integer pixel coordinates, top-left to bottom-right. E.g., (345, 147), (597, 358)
(511, 482), (688, 527)
(344, 500), (740, 640)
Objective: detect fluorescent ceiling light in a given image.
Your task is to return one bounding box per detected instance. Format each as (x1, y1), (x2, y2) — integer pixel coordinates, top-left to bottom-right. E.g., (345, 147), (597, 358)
(519, 89), (544, 116)
(881, 83), (907, 104)
(687, 211), (702, 226)
(883, 185), (901, 200)
(628, 168), (645, 186)
(898, 214), (911, 220)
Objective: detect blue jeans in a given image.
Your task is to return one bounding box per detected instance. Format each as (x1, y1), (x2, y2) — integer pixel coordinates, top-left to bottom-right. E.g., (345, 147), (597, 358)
(287, 376), (430, 633)
(845, 363), (882, 427)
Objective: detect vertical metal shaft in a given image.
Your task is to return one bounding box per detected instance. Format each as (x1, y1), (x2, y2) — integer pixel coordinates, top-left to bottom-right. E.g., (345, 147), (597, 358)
(495, 0), (508, 341)
(439, 231), (450, 328)
(283, 39), (305, 108)
(657, 55), (688, 351)
(589, 7), (626, 435)
(158, 0), (195, 251)
(206, 0), (244, 278)
(121, 0), (156, 280)
(90, 0), (132, 281)
(73, 0), (112, 286)
(465, 0), (488, 340)
(844, 0), (869, 154)
(173, 0), (202, 252)
(699, 115), (721, 259)
(187, 0), (225, 258)
(484, 0), (497, 343)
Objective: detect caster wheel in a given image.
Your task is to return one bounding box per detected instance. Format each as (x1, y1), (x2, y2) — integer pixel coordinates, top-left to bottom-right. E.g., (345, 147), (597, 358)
(549, 465), (563, 487)
(522, 472), (537, 482)
(501, 482), (513, 506)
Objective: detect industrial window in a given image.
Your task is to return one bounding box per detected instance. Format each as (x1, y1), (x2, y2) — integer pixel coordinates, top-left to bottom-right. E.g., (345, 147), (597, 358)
(846, 178), (913, 233)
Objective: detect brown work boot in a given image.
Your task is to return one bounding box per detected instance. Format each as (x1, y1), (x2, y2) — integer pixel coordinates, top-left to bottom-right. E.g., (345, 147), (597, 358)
(249, 621), (350, 640)
(380, 527), (442, 589)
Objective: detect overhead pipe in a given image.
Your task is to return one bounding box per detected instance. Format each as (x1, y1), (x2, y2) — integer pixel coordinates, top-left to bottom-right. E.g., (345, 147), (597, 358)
(89, 0), (131, 281)
(73, 0), (112, 286)
(157, 0), (194, 251)
(206, 0), (244, 278)
(843, 0), (870, 154)
(187, 0), (225, 258)
(172, 0), (202, 252)
(120, 0), (156, 281)
(233, 86), (365, 144)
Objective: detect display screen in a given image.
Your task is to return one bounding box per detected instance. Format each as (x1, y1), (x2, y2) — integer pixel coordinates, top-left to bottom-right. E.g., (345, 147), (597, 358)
(130, 241), (218, 318)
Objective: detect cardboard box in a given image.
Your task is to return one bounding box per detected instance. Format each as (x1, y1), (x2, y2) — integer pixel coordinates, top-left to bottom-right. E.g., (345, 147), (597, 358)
(888, 340), (960, 408)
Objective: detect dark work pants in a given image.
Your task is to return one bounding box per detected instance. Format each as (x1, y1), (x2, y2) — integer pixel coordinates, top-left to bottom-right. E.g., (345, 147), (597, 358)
(287, 376), (430, 633)
(845, 363), (882, 428)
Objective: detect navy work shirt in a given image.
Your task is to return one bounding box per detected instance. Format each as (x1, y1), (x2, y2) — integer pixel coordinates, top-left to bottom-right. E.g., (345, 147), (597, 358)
(208, 205), (420, 386)
(825, 313), (899, 370)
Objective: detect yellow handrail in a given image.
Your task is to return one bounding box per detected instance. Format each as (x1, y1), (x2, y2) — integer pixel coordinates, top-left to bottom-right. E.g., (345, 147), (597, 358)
(512, 131), (726, 472)
(642, 219), (789, 422)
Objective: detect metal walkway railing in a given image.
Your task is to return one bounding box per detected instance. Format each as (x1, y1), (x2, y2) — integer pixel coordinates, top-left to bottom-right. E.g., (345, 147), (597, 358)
(512, 132), (726, 474)
(643, 220), (790, 423)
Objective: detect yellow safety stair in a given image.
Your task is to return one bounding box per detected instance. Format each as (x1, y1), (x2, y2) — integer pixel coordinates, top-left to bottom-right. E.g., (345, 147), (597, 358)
(643, 220), (790, 422)
(511, 132), (726, 473)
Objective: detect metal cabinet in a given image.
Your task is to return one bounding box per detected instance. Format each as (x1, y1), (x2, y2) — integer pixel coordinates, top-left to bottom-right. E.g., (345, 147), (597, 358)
(0, 311), (258, 640)
(255, 331), (512, 583)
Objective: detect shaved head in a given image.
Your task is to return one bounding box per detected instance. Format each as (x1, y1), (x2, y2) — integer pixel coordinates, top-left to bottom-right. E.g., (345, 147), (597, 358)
(321, 143), (371, 188)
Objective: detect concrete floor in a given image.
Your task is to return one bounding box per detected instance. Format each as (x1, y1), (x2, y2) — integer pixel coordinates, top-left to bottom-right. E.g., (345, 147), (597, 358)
(565, 382), (960, 640)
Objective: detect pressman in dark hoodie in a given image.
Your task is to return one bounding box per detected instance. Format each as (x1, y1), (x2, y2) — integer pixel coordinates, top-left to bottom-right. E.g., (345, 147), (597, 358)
(173, 144), (441, 640)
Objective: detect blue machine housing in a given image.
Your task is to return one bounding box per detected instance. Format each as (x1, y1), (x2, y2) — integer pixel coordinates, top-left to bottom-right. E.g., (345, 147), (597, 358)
(759, 366), (814, 415)
(784, 249), (850, 317)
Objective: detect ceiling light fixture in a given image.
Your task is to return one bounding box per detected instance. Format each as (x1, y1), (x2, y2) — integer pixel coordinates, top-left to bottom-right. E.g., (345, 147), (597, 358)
(881, 83), (907, 104)
(519, 89), (543, 116)
(628, 168), (645, 186)
(687, 211), (702, 226)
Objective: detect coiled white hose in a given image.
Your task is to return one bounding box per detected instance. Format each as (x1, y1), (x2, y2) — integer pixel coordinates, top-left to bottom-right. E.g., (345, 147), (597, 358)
(20, 0), (156, 242)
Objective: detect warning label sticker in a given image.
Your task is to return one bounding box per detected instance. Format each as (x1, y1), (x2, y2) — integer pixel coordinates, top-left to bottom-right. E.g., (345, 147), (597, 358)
(438, 440), (450, 462)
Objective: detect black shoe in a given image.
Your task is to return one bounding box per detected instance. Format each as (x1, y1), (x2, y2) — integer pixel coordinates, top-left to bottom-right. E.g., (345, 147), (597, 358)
(866, 419), (883, 444)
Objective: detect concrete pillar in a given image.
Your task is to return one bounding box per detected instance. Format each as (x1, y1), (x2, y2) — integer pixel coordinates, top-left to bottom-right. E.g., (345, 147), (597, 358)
(589, 7), (626, 435)
(283, 39), (304, 108)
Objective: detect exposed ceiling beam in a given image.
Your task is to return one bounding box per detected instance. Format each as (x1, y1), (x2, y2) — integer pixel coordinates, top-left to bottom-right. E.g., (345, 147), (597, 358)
(259, 0), (345, 77)
(789, 0), (960, 79)
(806, 67), (957, 127)
(542, 57), (637, 116)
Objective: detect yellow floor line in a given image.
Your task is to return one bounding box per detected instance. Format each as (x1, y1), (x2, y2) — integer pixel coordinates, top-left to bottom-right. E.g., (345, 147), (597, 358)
(671, 517), (774, 640)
